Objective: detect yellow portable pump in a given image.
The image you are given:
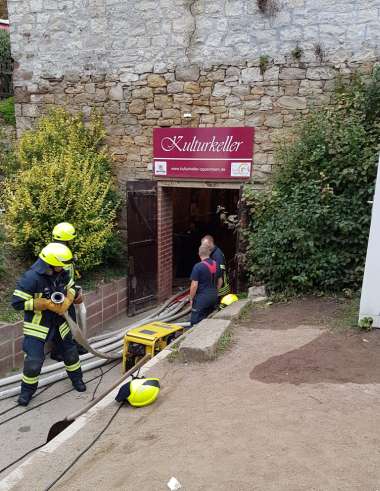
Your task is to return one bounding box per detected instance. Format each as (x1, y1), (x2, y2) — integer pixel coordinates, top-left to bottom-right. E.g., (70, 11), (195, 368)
(122, 321), (185, 371)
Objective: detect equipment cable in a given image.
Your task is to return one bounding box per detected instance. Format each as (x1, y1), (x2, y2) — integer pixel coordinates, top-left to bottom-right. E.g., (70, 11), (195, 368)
(0, 385), (52, 417)
(0, 361), (120, 427)
(0, 361), (122, 477)
(0, 441), (47, 476)
(91, 366), (104, 401)
(0, 293), (189, 481)
(44, 403), (123, 490)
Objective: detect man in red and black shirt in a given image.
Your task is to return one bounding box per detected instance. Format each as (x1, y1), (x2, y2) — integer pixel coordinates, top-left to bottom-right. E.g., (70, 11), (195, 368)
(189, 244), (223, 326)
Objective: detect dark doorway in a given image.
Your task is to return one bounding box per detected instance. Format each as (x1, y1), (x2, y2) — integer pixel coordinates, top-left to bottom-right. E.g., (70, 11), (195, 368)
(126, 180), (157, 315)
(172, 187), (240, 288)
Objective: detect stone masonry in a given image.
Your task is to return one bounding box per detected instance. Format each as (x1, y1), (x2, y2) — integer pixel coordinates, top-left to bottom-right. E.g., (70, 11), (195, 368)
(10, 59), (378, 186)
(6, 0), (380, 187)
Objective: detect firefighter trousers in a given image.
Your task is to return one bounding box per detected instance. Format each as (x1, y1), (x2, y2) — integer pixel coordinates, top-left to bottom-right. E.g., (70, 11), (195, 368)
(20, 330), (82, 396)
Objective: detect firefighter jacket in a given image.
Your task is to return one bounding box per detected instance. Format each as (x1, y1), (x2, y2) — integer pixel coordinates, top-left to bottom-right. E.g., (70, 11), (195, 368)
(11, 258), (76, 341)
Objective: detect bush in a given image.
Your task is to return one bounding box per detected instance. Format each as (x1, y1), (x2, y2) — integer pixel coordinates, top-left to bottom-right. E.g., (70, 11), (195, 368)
(3, 108), (122, 271)
(0, 223), (5, 277)
(0, 126), (17, 181)
(244, 68), (380, 294)
(0, 97), (15, 125)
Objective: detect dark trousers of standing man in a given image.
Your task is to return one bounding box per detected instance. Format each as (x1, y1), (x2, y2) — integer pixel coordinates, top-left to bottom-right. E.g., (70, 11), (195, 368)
(190, 291), (219, 326)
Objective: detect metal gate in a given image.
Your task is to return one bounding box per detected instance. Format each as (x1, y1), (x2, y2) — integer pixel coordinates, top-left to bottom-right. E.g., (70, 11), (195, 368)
(127, 180), (157, 315)
(0, 61), (13, 99)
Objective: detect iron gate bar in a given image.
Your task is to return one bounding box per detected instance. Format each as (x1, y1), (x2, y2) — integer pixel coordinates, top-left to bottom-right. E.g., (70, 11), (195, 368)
(126, 180), (158, 316)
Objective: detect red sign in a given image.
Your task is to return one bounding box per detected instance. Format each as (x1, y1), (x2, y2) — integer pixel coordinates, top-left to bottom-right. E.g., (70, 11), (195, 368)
(153, 127), (254, 180)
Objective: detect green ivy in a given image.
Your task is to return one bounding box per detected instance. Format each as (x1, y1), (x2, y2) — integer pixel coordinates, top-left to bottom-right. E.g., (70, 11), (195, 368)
(243, 68), (380, 294)
(0, 30), (11, 62)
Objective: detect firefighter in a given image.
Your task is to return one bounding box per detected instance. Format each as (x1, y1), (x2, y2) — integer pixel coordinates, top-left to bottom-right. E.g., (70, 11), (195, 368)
(201, 235), (231, 298)
(50, 222), (87, 360)
(12, 243), (86, 406)
(189, 244), (223, 326)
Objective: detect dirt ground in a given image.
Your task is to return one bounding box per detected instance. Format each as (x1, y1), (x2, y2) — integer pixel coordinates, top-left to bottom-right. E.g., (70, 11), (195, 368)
(245, 298), (380, 385)
(54, 297), (380, 491)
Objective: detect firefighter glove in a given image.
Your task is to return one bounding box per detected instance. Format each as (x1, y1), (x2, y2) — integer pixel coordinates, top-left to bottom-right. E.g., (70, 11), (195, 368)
(33, 298), (51, 311)
(46, 291), (75, 315)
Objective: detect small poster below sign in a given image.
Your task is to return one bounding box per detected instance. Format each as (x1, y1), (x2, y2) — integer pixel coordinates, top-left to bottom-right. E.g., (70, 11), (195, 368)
(231, 162), (251, 177)
(153, 127), (254, 181)
(154, 161), (167, 176)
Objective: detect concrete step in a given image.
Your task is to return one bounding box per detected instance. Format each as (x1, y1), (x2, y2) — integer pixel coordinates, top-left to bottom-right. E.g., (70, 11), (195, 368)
(213, 299), (251, 321)
(178, 318), (231, 362)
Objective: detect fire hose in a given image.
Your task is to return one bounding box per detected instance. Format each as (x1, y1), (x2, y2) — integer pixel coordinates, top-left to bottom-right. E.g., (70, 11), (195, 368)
(0, 294), (189, 389)
(0, 291), (190, 399)
(47, 291), (120, 362)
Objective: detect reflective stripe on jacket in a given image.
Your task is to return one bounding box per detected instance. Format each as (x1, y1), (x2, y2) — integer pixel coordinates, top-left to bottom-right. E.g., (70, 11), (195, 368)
(210, 246), (231, 296)
(11, 259), (74, 341)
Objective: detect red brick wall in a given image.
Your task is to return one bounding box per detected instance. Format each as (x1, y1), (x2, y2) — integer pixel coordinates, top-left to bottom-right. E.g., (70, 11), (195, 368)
(0, 277), (127, 376)
(83, 277), (127, 337)
(157, 186), (173, 302)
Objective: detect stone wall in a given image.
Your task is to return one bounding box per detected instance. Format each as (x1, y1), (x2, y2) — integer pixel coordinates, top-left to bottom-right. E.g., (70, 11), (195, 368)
(6, 0), (380, 186)
(7, 0), (380, 79)
(0, 277), (127, 376)
(12, 59), (377, 186)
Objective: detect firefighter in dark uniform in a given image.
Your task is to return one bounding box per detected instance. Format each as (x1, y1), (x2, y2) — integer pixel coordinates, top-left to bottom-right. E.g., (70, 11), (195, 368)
(189, 244), (223, 326)
(11, 243), (86, 406)
(201, 235), (231, 298)
(50, 222), (87, 361)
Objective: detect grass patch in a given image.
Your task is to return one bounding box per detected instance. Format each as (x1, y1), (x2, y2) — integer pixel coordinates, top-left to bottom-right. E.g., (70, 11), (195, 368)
(216, 329), (233, 355)
(330, 295), (360, 331)
(0, 245), (27, 323)
(237, 291), (248, 299)
(0, 97), (15, 126)
(79, 263), (127, 292)
(238, 302), (252, 320)
(0, 297), (22, 323)
(168, 346), (180, 363)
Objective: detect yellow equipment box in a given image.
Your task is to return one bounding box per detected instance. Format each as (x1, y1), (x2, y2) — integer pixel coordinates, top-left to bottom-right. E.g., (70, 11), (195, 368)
(122, 321), (185, 371)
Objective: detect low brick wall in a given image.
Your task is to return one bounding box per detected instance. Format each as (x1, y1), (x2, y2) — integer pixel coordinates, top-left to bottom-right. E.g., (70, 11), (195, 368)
(0, 277), (127, 376)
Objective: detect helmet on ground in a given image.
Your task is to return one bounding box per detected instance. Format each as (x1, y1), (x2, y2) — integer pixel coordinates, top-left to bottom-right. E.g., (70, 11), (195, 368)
(220, 293), (239, 308)
(115, 378), (160, 407)
(39, 243), (73, 267)
(52, 222), (76, 242)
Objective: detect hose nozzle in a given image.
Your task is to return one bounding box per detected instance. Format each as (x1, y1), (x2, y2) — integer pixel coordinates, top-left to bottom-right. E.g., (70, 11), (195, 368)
(51, 291), (65, 304)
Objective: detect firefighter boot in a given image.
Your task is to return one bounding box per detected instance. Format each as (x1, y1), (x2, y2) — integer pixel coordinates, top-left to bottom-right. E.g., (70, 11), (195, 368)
(72, 379), (86, 392)
(17, 391), (33, 407)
